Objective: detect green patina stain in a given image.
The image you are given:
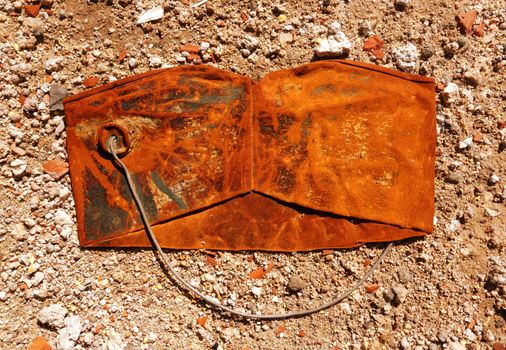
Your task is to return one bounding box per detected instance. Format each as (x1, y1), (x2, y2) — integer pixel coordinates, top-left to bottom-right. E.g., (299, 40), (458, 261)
(151, 171), (188, 210)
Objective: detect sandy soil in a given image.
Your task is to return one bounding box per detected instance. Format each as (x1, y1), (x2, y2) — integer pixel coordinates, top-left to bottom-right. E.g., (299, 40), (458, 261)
(0, 0), (504, 349)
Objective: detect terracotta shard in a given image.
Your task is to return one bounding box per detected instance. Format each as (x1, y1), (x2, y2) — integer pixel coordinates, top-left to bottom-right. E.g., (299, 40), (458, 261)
(63, 60), (436, 251)
(456, 10), (478, 35)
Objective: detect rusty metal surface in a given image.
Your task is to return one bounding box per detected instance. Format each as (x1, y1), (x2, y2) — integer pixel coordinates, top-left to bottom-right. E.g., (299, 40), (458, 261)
(64, 60), (436, 251)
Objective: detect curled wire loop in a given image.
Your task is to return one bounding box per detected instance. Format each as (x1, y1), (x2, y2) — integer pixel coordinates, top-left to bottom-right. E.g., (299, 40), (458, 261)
(107, 136), (393, 320)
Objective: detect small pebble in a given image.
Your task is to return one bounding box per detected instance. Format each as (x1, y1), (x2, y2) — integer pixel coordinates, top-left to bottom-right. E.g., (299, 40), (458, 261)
(446, 171), (463, 184)
(400, 337), (410, 349)
(391, 285), (408, 305)
(287, 275), (305, 292)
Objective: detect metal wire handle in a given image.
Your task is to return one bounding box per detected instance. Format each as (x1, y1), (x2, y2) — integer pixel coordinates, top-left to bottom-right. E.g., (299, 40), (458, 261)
(107, 136), (393, 319)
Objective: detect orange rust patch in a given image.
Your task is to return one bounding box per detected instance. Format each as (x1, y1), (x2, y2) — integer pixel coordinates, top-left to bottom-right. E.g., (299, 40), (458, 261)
(64, 61), (436, 251)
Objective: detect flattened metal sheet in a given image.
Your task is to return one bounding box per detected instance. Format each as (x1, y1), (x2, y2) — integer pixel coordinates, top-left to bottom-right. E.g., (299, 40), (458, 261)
(64, 61), (435, 251)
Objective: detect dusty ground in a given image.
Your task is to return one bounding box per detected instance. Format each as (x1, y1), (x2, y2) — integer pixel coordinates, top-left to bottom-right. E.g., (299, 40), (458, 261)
(0, 0), (505, 349)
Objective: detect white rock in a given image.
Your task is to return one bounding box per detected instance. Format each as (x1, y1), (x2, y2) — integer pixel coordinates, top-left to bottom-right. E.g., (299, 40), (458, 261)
(485, 207), (500, 217)
(45, 57), (64, 73)
(202, 273), (216, 282)
(128, 58), (137, 70)
(23, 97), (38, 112)
(442, 82), (460, 105)
(458, 137), (473, 149)
(175, 54), (186, 63)
(464, 328), (477, 342)
(148, 332), (157, 342)
(149, 56), (162, 68)
(0, 291), (7, 301)
(8, 126), (25, 140)
(394, 43), (418, 72)
(11, 63), (33, 76)
(340, 302), (352, 315)
(137, 6), (164, 24)
(23, 217), (36, 228)
(105, 329), (125, 350)
(57, 315), (82, 350)
(37, 304), (68, 328)
(242, 35), (259, 51)
(315, 34), (351, 57)
(200, 42), (210, 52)
(400, 337), (410, 350)
(447, 341), (466, 350)
(27, 262), (40, 275)
(328, 21), (342, 35)
(279, 32), (293, 46)
(489, 174), (500, 185)
(60, 226), (73, 240)
(54, 209), (73, 225)
(10, 158), (27, 177)
(251, 286), (262, 297)
(83, 332), (94, 345)
(55, 119), (65, 135)
(31, 271), (45, 287)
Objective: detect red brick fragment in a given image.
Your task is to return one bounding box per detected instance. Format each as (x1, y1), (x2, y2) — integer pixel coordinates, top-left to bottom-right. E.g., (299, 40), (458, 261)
(322, 249), (333, 255)
(241, 12), (248, 22)
(474, 22), (485, 37)
(179, 44), (200, 54)
(83, 77), (99, 88)
(93, 324), (103, 334)
(274, 325), (286, 337)
(43, 159), (69, 180)
(363, 36), (383, 50)
(119, 48), (127, 62)
(473, 132), (483, 142)
(456, 10), (478, 35)
(298, 329), (306, 337)
(365, 283), (379, 293)
(28, 336), (51, 350)
(196, 315), (207, 327)
(206, 255), (217, 268)
(498, 121), (506, 129)
(363, 36), (385, 60)
(24, 4), (41, 17)
(249, 267), (265, 279)
(466, 318), (476, 329)
(187, 53), (201, 62)
(363, 258), (372, 267)
(265, 262), (275, 273)
(492, 343), (506, 350)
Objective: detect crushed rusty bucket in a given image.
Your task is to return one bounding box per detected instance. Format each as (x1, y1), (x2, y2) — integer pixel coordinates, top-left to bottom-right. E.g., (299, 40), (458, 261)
(64, 60), (436, 252)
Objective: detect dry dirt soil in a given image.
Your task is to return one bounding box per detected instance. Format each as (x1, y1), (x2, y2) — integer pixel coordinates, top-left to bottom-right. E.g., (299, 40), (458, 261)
(0, 0), (505, 349)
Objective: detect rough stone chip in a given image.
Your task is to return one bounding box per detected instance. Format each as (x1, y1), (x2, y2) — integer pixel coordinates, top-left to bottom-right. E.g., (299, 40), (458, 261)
(287, 275), (305, 292)
(37, 304), (68, 329)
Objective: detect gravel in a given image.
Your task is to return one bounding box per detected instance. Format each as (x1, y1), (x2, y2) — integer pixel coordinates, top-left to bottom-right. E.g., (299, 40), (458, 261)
(1, 0), (505, 349)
